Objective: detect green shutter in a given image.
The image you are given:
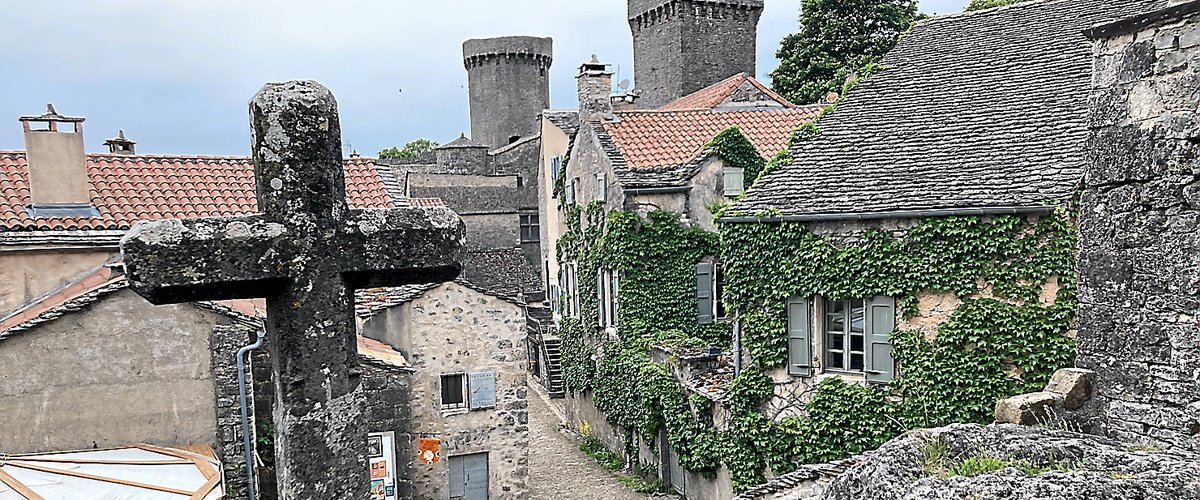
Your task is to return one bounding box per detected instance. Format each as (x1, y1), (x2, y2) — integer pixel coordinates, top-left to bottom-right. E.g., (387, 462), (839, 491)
(696, 263), (714, 324)
(786, 297), (813, 377)
(865, 296), (896, 383)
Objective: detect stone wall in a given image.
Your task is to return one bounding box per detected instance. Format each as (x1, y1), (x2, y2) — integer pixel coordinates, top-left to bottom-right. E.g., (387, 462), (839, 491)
(1078, 5), (1200, 451)
(361, 282), (530, 498)
(209, 321), (260, 498)
(360, 362), (417, 499)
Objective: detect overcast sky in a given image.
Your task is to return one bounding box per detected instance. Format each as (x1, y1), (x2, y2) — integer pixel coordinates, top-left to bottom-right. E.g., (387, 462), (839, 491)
(1, 0), (968, 156)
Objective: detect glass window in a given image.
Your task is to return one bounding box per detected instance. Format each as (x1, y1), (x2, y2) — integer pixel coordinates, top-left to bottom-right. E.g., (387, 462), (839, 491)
(520, 214), (540, 243)
(441, 373), (467, 409)
(823, 298), (867, 373)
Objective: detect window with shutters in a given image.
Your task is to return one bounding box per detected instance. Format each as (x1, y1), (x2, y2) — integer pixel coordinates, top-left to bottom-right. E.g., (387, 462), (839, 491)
(696, 260), (725, 324)
(566, 178), (578, 204)
(561, 262), (580, 318)
(550, 156), (562, 199)
(597, 269), (618, 328)
(723, 166), (745, 197)
(520, 213), (539, 243)
(819, 296), (896, 382)
(440, 373), (467, 410)
(597, 171), (607, 201)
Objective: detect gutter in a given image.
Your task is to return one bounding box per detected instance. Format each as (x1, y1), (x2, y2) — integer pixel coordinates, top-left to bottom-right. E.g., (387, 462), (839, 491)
(623, 186), (692, 195)
(717, 205), (1057, 224)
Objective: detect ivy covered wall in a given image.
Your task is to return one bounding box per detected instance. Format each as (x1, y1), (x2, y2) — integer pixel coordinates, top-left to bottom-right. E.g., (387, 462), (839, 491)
(554, 127), (1081, 493)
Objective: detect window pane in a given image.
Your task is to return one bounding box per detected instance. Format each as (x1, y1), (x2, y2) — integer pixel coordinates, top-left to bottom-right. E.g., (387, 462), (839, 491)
(850, 353), (865, 371)
(830, 334), (844, 351)
(828, 351), (844, 369)
(851, 334), (864, 353)
(442, 374), (464, 406)
(850, 299), (865, 333)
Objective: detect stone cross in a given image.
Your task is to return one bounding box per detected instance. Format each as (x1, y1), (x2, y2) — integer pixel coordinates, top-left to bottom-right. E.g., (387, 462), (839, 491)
(120, 81), (466, 499)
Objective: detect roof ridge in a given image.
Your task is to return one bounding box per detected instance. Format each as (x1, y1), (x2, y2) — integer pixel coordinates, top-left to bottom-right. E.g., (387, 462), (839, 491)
(919, 0), (1065, 21)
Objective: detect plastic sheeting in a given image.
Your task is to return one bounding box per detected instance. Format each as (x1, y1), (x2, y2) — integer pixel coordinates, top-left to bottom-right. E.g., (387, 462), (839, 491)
(0, 446), (223, 499)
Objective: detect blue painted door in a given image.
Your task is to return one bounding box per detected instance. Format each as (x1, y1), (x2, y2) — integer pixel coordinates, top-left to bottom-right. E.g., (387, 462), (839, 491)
(449, 452), (488, 500)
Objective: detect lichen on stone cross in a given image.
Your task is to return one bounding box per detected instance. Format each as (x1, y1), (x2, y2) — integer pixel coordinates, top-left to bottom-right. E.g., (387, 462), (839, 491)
(119, 80), (466, 499)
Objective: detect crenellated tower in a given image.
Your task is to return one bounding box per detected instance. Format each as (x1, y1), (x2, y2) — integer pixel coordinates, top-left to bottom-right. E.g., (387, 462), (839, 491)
(462, 36), (553, 150)
(628, 0), (763, 108)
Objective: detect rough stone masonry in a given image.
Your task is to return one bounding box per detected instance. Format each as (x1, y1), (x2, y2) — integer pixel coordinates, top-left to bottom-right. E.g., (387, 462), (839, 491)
(120, 80), (466, 498)
(1078, 2), (1200, 451)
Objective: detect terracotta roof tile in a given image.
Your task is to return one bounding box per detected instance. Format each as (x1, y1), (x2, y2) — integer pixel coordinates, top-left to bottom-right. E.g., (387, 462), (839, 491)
(658, 73), (796, 111)
(408, 197), (447, 208)
(601, 107), (823, 170)
(0, 152), (394, 231)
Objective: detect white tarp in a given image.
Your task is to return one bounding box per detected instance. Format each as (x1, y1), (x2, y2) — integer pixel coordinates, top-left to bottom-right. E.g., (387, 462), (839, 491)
(0, 446), (222, 500)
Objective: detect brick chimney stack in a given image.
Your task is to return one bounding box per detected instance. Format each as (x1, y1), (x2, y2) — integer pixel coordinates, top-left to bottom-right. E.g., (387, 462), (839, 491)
(577, 55), (614, 122)
(19, 104), (92, 209)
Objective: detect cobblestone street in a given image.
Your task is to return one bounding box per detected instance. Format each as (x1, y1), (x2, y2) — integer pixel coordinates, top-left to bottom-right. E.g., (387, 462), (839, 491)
(527, 388), (654, 500)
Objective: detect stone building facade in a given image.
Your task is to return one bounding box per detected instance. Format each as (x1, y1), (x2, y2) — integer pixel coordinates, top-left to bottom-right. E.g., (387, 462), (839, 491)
(358, 280), (531, 499)
(1077, 1), (1200, 451)
(628, 0), (764, 108)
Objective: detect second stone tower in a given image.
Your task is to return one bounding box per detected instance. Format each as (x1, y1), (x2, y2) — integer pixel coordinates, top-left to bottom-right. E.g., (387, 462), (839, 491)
(463, 36), (553, 150)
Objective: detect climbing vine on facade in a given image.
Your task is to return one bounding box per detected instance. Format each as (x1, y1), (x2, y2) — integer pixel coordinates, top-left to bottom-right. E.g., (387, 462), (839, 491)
(554, 137), (1079, 493)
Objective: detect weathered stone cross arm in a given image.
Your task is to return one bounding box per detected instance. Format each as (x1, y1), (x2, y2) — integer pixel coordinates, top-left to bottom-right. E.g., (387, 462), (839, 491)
(121, 207), (465, 304)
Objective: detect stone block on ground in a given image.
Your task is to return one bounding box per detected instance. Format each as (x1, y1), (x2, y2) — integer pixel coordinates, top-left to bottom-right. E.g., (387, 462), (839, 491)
(995, 392), (1062, 425)
(1045, 368), (1096, 410)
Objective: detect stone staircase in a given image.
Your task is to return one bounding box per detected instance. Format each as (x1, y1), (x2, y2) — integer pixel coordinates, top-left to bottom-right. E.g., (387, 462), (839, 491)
(543, 335), (565, 398)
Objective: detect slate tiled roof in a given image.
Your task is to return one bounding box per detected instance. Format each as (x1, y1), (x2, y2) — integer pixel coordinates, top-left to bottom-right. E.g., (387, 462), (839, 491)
(408, 197), (446, 208)
(543, 110), (580, 138)
(731, 459), (856, 499)
(728, 0), (1170, 219)
(603, 108), (822, 171)
(0, 152), (394, 230)
(460, 247), (543, 297)
(658, 73), (795, 111)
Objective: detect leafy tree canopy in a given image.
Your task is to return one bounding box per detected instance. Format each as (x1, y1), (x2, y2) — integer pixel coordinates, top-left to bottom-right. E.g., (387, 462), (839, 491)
(377, 138), (439, 159)
(769, 0), (918, 105)
(964, 0), (1025, 11)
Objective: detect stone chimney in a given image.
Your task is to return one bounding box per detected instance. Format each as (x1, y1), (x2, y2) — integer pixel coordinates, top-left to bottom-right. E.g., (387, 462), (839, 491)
(19, 104), (92, 208)
(577, 55), (614, 121)
(103, 129), (136, 155)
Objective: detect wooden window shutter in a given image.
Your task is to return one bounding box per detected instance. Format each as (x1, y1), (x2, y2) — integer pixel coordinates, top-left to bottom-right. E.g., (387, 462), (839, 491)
(786, 297), (813, 377)
(468, 372), (497, 409)
(865, 296), (896, 383)
(723, 166), (745, 197)
(696, 262), (714, 324)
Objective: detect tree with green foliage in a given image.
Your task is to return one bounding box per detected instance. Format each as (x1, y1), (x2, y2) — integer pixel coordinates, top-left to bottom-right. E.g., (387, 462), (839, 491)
(769, 0), (918, 105)
(964, 0), (1025, 11)
(377, 138), (439, 159)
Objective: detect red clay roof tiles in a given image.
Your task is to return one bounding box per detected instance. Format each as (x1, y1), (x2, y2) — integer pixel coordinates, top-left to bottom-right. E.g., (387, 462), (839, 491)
(658, 73), (796, 111)
(602, 107), (823, 170)
(0, 152), (393, 231)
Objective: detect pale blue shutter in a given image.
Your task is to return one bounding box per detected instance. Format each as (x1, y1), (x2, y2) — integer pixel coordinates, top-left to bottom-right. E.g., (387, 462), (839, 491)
(449, 455), (466, 498)
(696, 263), (714, 324)
(468, 372), (496, 409)
(865, 296), (896, 383)
(786, 297), (813, 377)
(723, 166), (745, 196)
(597, 271), (606, 327)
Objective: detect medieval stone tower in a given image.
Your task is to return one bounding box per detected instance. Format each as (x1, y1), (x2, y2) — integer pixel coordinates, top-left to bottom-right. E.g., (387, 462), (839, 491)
(463, 36), (553, 150)
(628, 0), (763, 108)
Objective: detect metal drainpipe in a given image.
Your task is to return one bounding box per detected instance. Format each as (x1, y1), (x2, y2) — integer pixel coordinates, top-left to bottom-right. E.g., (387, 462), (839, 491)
(237, 329), (266, 500)
(733, 319), (743, 376)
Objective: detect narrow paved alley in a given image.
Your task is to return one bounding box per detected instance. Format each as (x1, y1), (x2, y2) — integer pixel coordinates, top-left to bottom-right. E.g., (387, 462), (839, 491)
(527, 389), (654, 500)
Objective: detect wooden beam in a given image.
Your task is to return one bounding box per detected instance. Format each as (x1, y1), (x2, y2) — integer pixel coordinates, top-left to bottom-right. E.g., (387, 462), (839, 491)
(0, 467), (44, 500)
(188, 474), (222, 500)
(6, 461), (194, 496)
